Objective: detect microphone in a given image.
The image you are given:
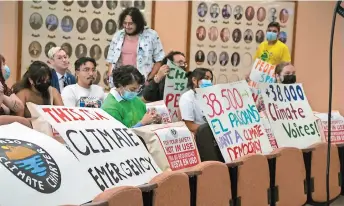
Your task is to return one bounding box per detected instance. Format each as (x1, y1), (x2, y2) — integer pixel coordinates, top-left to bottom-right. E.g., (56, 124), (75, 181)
(326, 1), (343, 205)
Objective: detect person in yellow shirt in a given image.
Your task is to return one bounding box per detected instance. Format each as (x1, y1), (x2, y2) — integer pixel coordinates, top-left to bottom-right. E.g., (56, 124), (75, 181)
(254, 22), (291, 65)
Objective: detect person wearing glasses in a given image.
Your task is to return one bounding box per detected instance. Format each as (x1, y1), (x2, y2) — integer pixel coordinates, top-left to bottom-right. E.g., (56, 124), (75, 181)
(142, 51), (187, 102)
(106, 7), (165, 88)
(102, 65), (160, 128)
(61, 57), (105, 108)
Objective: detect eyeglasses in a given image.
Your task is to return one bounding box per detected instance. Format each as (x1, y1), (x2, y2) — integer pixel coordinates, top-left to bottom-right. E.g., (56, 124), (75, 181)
(80, 67), (97, 73)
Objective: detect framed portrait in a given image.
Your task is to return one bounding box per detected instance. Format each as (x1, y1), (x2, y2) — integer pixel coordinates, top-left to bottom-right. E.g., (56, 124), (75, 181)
(18, 0), (154, 88)
(187, 1), (296, 83)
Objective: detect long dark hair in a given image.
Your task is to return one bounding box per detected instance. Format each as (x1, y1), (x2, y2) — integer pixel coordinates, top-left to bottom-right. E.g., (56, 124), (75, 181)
(186, 68), (213, 89)
(13, 61), (52, 104)
(0, 54), (10, 95)
(118, 7), (146, 34)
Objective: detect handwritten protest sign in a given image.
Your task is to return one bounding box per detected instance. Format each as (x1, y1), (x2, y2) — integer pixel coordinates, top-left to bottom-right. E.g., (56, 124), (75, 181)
(153, 126), (199, 170)
(146, 100), (172, 124)
(0, 123), (99, 206)
(261, 116), (279, 149)
(196, 81), (273, 163)
(163, 60), (188, 122)
(35, 105), (162, 192)
(314, 111), (344, 143)
(248, 59), (276, 103)
(259, 83), (321, 148)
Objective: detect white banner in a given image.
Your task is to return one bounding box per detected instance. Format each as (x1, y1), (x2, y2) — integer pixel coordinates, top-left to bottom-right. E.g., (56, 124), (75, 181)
(35, 105), (162, 192)
(0, 123), (99, 206)
(259, 83), (321, 148)
(196, 80), (273, 163)
(314, 111), (344, 143)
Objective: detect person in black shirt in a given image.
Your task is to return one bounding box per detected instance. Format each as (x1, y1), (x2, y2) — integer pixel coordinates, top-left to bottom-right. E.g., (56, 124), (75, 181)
(142, 51), (187, 102)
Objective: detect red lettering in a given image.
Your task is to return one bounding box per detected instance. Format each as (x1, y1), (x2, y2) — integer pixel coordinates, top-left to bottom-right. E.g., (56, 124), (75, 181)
(52, 108), (72, 123)
(62, 108), (81, 121)
(94, 111), (109, 120)
(69, 109), (85, 121)
(42, 108), (61, 123)
(165, 94), (174, 106)
(227, 139), (262, 161)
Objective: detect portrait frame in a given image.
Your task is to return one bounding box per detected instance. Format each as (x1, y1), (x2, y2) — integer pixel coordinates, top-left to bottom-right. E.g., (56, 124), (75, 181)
(17, 0), (156, 88)
(187, 1), (297, 83)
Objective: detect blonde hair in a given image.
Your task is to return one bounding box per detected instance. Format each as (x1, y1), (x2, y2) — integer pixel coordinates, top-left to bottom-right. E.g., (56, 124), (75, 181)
(47, 47), (62, 59)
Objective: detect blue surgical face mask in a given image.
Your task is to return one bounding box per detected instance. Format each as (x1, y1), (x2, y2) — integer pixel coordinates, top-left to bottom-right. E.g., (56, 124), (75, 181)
(3, 65), (10, 80)
(122, 89), (138, 101)
(266, 31), (278, 41)
(199, 79), (212, 88)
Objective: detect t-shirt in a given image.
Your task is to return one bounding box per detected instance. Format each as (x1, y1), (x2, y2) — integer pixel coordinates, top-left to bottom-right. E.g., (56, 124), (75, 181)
(254, 40), (291, 65)
(101, 89), (146, 128)
(179, 89), (206, 125)
(61, 84), (105, 108)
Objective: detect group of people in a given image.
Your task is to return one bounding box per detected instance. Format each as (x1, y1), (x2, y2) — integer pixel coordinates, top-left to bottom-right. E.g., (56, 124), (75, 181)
(0, 7), (296, 136)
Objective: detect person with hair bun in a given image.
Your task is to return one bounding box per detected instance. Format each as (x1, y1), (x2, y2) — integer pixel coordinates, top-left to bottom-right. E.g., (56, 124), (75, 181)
(142, 51), (187, 102)
(102, 65), (160, 128)
(179, 68), (213, 133)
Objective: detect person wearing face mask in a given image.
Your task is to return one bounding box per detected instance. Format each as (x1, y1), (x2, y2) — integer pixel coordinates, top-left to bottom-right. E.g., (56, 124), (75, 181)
(142, 51), (187, 102)
(0, 54), (24, 115)
(62, 57), (105, 107)
(254, 22), (291, 66)
(102, 65), (160, 128)
(179, 68), (213, 133)
(14, 61), (63, 118)
(275, 62), (296, 84)
(106, 7), (165, 88)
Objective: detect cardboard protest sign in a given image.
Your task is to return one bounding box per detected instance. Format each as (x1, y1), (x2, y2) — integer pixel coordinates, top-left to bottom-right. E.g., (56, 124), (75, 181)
(314, 111), (344, 143)
(248, 59), (276, 103)
(34, 105), (162, 192)
(259, 83), (322, 148)
(132, 122), (200, 171)
(146, 100), (172, 124)
(196, 81), (273, 163)
(0, 123), (99, 206)
(163, 60), (188, 122)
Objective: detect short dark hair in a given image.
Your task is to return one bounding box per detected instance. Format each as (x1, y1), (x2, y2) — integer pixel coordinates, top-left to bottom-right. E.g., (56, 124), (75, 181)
(275, 62), (291, 76)
(112, 65), (145, 88)
(74, 57), (96, 71)
(161, 51), (185, 65)
(186, 68), (213, 89)
(118, 7), (146, 34)
(268, 22), (280, 32)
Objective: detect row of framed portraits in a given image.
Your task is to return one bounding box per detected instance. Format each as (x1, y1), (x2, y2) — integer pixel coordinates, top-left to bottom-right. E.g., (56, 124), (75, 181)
(20, 0), (153, 88)
(188, 1), (296, 85)
(18, 1), (296, 88)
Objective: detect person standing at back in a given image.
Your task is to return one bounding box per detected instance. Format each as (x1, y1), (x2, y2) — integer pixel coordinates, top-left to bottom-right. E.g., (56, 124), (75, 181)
(254, 22), (291, 65)
(62, 57), (105, 108)
(106, 7), (165, 87)
(48, 47), (76, 93)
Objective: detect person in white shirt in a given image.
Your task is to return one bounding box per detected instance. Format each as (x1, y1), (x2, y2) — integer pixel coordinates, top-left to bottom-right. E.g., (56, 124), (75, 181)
(179, 68), (213, 133)
(62, 57), (105, 107)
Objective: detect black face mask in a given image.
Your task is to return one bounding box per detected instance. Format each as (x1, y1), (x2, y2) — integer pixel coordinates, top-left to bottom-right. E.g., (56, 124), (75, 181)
(35, 81), (51, 93)
(281, 74), (296, 84)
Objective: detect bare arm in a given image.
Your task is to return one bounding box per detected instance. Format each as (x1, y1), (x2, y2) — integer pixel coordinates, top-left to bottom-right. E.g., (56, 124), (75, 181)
(15, 90), (27, 117)
(2, 94), (24, 113)
(147, 62), (162, 81)
(52, 87), (64, 106)
(184, 120), (201, 134)
(0, 115), (32, 128)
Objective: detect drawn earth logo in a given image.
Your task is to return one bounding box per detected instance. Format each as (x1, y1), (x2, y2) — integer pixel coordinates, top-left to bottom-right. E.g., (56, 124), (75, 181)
(0, 139), (61, 193)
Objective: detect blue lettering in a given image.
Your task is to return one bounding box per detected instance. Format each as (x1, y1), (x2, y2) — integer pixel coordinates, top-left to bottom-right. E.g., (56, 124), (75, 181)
(211, 119), (228, 135)
(228, 104), (260, 128)
(235, 130), (244, 144)
(218, 131), (233, 149)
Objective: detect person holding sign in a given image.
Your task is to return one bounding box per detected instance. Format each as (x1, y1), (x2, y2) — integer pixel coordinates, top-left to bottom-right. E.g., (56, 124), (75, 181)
(142, 51), (187, 102)
(275, 62), (296, 84)
(14, 61), (64, 118)
(179, 68), (213, 133)
(62, 57), (105, 108)
(102, 65), (160, 128)
(254, 22), (291, 66)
